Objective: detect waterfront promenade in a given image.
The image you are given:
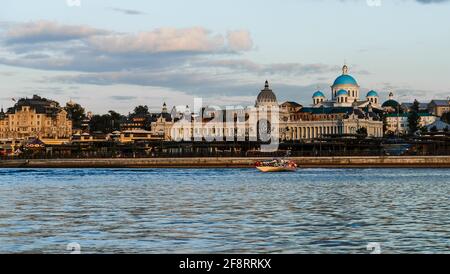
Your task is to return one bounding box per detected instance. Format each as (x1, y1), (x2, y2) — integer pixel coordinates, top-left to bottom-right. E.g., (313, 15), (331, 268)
(1, 156), (450, 168)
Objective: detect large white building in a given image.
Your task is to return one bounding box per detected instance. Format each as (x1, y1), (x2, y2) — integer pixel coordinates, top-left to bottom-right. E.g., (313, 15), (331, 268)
(311, 65), (381, 109)
(278, 65), (384, 140)
(170, 65), (384, 142)
(385, 113), (438, 135)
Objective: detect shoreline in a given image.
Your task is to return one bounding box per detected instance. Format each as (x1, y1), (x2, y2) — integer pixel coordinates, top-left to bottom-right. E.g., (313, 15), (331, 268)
(1, 156), (450, 168)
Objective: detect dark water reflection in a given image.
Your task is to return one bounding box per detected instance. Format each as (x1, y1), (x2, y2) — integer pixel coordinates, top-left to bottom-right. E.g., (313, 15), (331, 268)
(0, 168), (449, 253)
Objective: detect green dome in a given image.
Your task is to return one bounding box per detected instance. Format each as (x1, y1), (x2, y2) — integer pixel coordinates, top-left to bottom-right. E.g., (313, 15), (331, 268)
(333, 75), (358, 86)
(312, 90), (325, 98)
(366, 90), (378, 97)
(336, 89), (349, 96)
(382, 99), (400, 108)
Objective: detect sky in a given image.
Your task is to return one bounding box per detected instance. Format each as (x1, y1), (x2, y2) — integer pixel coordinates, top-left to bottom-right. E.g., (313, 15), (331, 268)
(0, 0), (449, 114)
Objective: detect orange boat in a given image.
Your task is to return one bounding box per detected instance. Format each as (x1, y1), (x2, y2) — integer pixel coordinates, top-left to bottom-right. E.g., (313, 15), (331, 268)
(255, 159), (297, 172)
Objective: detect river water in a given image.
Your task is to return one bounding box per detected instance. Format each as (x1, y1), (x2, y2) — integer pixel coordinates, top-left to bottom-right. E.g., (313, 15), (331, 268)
(0, 168), (448, 253)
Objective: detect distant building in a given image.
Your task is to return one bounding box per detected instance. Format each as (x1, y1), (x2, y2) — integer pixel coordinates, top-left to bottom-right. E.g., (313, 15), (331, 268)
(171, 66), (384, 142)
(426, 120), (450, 132)
(150, 104), (174, 141)
(121, 113), (152, 132)
(283, 65), (384, 139)
(428, 100), (450, 117)
(311, 65), (382, 110)
(385, 113), (438, 134)
(0, 95), (72, 140)
(381, 92), (401, 113)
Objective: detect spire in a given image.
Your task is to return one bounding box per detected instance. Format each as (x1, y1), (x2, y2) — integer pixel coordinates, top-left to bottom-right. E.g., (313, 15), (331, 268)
(264, 80), (269, 89)
(162, 102), (167, 114)
(342, 64), (348, 75)
(389, 92), (394, 100)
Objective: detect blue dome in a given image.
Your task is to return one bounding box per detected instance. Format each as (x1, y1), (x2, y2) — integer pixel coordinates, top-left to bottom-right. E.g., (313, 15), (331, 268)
(366, 90), (378, 97)
(312, 90), (325, 98)
(333, 74), (358, 86)
(336, 89), (348, 96)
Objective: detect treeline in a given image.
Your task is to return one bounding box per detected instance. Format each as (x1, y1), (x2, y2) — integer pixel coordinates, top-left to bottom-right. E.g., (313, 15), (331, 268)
(64, 103), (153, 133)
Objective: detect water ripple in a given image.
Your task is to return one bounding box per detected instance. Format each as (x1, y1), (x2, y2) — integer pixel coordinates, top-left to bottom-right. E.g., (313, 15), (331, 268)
(0, 168), (449, 253)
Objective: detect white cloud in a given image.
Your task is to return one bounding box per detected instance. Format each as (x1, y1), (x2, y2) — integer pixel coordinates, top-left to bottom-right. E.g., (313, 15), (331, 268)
(226, 30), (253, 52)
(0, 20), (343, 108)
(87, 27), (227, 54)
(5, 20), (108, 44)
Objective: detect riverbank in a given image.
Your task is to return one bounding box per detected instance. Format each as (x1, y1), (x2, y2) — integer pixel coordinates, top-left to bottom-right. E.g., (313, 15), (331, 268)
(1, 156), (450, 168)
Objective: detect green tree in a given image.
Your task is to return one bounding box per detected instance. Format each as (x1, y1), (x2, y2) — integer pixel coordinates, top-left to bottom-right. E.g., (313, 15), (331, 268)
(441, 112), (450, 124)
(420, 126), (428, 134)
(382, 114), (388, 134)
(89, 111), (125, 133)
(65, 103), (86, 129)
(407, 100), (420, 135)
(133, 105), (149, 116)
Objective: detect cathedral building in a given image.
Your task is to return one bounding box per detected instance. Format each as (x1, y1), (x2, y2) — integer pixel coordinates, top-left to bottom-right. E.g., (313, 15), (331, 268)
(170, 65), (384, 142)
(276, 65), (384, 140)
(311, 65), (381, 109)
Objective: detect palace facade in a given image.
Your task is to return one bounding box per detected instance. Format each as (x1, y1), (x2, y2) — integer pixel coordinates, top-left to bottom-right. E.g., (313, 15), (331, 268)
(2, 65), (446, 144)
(0, 95), (72, 140)
(170, 65), (384, 141)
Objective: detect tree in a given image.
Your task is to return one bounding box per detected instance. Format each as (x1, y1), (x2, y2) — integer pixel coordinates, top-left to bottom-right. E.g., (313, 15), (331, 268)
(65, 103), (86, 129)
(441, 112), (450, 124)
(407, 100), (420, 135)
(133, 105), (149, 116)
(382, 114), (388, 134)
(89, 111), (125, 133)
(420, 126), (428, 134)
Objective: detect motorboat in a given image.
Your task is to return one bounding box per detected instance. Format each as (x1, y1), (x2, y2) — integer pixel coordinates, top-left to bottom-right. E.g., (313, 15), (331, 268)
(255, 159), (297, 172)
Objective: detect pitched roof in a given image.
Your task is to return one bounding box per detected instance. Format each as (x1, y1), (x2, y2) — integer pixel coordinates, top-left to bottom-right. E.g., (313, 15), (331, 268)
(429, 100), (449, 106)
(281, 101), (302, 107)
(385, 113), (435, 117)
(7, 95), (63, 116)
(401, 102), (429, 109)
(426, 120), (450, 130)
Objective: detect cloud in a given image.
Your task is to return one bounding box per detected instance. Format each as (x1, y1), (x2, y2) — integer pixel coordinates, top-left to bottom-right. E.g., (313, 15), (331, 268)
(110, 95), (138, 101)
(45, 68), (331, 103)
(5, 20), (108, 44)
(226, 30), (253, 52)
(0, 71), (16, 77)
(415, 0), (450, 4)
(0, 22), (256, 74)
(0, 20), (341, 105)
(198, 59), (337, 76)
(108, 7), (147, 15)
(87, 27), (228, 54)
